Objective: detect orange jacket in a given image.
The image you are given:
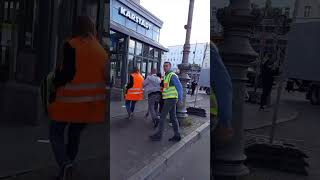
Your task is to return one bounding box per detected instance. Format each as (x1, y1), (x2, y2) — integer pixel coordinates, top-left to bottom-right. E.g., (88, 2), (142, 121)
(160, 77), (164, 92)
(125, 73), (144, 101)
(48, 37), (108, 123)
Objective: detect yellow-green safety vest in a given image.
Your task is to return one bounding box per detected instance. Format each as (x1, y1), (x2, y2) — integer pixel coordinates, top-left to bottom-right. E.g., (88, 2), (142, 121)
(210, 92), (218, 116)
(162, 72), (179, 99)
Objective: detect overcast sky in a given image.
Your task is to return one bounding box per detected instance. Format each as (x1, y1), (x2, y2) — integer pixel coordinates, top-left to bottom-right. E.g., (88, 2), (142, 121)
(140, 0), (210, 47)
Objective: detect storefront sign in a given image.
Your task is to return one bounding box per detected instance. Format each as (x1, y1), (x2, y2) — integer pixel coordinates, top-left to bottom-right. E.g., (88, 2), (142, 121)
(119, 6), (151, 29)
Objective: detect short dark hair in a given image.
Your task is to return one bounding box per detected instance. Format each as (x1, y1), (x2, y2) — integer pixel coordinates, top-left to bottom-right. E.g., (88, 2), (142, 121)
(164, 62), (171, 66)
(72, 16), (96, 38)
(132, 67), (140, 73)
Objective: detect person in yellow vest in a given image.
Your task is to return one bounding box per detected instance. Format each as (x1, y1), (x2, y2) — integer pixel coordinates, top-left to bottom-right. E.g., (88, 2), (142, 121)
(210, 41), (233, 144)
(125, 67), (144, 120)
(210, 91), (218, 118)
(150, 62), (183, 141)
(48, 16), (108, 180)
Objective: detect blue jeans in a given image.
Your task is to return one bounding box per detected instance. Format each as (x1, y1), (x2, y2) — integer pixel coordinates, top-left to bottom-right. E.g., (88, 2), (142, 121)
(125, 100), (137, 114)
(148, 92), (161, 120)
(49, 121), (86, 168)
(211, 43), (233, 128)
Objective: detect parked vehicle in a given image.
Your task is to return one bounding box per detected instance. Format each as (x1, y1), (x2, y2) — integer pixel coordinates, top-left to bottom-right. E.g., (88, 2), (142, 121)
(285, 21), (320, 105)
(198, 68), (210, 95)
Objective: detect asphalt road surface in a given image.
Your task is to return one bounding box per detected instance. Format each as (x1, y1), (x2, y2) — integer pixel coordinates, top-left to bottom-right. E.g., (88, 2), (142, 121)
(155, 130), (210, 180)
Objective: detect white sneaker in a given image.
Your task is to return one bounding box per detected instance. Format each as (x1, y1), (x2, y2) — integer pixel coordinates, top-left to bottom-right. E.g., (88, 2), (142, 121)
(61, 163), (73, 180)
(128, 113), (133, 120)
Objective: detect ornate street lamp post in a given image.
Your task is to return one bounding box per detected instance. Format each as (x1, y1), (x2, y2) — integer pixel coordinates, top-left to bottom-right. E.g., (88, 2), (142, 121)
(177, 0), (195, 121)
(213, 0), (260, 179)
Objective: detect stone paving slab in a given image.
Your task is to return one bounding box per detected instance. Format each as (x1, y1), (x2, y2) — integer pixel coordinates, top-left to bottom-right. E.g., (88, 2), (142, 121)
(0, 94), (208, 180)
(127, 122), (210, 180)
(110, 96), (210, 180)
(244, 91), (320, 180)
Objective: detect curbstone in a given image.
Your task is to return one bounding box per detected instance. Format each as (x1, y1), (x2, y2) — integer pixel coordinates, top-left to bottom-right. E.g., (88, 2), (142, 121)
(163, 141), (187, 167)
(182, 131), (200, 149)
(128, 121), (210, 180)
(245, 111), (299, 131)
(127, 156), (167, 180)
(196, 122), (210, 137)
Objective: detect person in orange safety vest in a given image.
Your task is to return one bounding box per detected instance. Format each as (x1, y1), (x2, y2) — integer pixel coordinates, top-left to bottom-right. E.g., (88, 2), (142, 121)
(47, 16), (108, 180)
(125, 67), (144, 120)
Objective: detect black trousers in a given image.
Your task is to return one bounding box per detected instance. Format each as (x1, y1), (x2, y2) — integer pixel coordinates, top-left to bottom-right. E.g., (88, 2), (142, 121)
(159, 97), (164, 114)
(191, 87), (196, 95)
(260, 84), (272, 107)
(49, 121), (87, 168)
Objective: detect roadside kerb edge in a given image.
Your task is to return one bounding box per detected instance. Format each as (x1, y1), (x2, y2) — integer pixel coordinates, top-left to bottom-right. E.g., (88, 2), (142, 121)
(128, 121), (210, 180)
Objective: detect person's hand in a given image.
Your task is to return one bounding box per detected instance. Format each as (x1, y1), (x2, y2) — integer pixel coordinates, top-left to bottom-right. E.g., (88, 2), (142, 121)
(177, 99), (183, 106)
(213, 125), (234, 144)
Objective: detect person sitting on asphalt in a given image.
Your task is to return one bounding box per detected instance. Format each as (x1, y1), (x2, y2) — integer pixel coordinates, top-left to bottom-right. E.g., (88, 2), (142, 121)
(125, 67), (144, 120)
(143, 68), (161, 128)
(149, 62), (183, 142)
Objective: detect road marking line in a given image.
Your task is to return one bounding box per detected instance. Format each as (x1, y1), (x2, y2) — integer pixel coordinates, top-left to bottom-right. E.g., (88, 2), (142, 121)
(37, 139), (50, 143)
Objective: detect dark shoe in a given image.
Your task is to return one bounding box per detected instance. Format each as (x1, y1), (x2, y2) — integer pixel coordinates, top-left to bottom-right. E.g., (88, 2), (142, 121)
(61, 163), (73, 180)
(153, 119), (159, 128)
(169, 135), (181, 142)
(149, 134), (162, 141)
(128, 113), (133, 120)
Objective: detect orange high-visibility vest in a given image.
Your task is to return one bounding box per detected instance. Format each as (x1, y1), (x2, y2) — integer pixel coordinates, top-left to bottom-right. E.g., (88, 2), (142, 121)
(48, 36), (108, 123)
(125, 73), (144, 101)
(160, 77), (164, 92)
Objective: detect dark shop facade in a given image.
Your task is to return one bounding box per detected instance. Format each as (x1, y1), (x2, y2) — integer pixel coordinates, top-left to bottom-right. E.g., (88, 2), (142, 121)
(0, 0), (109, 124)
(109, 0), (167, 99)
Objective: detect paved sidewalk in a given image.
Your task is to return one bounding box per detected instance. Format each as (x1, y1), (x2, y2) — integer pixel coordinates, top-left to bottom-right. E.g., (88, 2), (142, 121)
(244, 91), (320, 180)
(0, 93), (207, 180)
(111, 95), (209, 179)
(154, 130), (210, 180)
(243, 89), (300, 130)
(110, 94), (203, 118)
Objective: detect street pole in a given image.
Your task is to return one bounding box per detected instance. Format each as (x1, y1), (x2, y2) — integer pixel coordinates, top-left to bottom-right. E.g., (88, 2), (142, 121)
(9, 3), (18, 81)
(177, 0), (195, 121)
(214, 0), (261, 178)
(194, 43), (208, 108)
(254, 25), (265, 93)
(192, 42), (197, 65)
(269, 15), (289, 144)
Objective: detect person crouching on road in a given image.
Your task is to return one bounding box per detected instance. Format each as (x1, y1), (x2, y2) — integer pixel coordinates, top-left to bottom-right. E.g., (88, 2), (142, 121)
(149, 62), (183, 142)
(125, 67), (144, 120)
(143, 68), (161, 128)
(48, 16), (108, 180)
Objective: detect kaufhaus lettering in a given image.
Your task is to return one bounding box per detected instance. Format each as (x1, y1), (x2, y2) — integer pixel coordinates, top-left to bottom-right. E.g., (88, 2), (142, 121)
(119, 6), (151, 29)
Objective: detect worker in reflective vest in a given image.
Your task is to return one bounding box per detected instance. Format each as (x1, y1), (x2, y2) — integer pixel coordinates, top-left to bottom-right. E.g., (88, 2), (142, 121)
(47, 16), (108, 180)
(125, 67), (144, 120)
(150, 62), (183, 142)
(211, 41), (234, 144)
(210, 91), (218, 117)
